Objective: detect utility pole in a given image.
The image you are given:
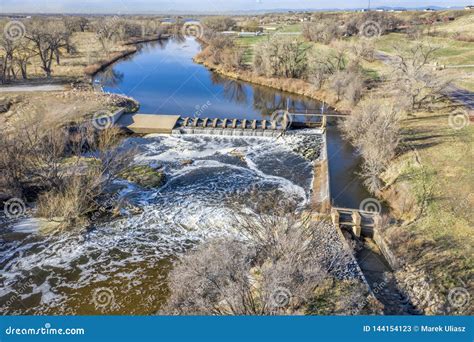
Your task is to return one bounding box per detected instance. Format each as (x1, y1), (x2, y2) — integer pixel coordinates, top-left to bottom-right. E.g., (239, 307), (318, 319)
(368, 0), (371, 11)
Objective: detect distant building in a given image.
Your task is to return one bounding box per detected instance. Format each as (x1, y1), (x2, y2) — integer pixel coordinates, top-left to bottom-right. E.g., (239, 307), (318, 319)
(465, 5), (474, 10)
(161, 18), (176, 25)
(424, 8), (435, 12)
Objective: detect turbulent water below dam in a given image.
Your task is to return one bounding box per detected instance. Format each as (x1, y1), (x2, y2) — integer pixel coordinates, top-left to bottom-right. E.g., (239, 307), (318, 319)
(0, 132), (324, 314)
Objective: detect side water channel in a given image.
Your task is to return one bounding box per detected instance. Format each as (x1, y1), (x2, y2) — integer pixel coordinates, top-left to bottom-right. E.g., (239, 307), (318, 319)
(326, 122), (418, 314)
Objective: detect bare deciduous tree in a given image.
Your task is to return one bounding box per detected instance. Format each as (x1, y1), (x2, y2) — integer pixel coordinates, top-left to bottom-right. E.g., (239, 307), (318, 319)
(0, 35), (18, 83)
(350, 39), (376, 62)
(307, 43), (348, 88)
(202, 16), (236, 32)
(253, 36), (308, 78)
(0, 114), (134, 226)
(303, 20), (342, 44)
(390, 41), (451, 111)
(340, 99), (401, 193)
(26, 19), (68, 77)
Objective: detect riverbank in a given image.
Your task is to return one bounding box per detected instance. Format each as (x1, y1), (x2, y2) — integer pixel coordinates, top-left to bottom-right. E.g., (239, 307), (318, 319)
(84, 46), (138, 78)
(85, 35), (171, 78)
(193, 53), (352, 114)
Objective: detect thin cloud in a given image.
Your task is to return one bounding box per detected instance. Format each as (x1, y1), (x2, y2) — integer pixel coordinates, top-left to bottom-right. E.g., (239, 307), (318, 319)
(0, 0), (470, 14)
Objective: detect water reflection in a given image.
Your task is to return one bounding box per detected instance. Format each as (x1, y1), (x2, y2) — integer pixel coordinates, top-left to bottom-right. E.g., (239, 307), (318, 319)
(94, 38), (320, 118)
(210, 75), (248, 105)
(98, 68), (124, 88)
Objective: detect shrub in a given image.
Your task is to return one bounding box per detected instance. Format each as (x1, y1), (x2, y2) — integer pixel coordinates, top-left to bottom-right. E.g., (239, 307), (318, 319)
(162, 197), (357, 315)
(303, 20), (342, 44)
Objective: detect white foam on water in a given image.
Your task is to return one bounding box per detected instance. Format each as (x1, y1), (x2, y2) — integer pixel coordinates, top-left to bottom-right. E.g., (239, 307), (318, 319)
(0, 133), (321, 314)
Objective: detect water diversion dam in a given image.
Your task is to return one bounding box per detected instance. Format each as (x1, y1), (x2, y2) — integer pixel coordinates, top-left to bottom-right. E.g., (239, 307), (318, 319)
(0, 37), (401, 314)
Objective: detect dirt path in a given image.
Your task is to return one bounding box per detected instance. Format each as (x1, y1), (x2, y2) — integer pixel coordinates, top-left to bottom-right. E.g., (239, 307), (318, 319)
(0, 84), (66, 93)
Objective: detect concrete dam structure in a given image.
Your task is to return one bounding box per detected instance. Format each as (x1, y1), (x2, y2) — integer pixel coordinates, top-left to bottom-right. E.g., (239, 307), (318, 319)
(115, 112), (325, 136)
(172, 116), (290, 137)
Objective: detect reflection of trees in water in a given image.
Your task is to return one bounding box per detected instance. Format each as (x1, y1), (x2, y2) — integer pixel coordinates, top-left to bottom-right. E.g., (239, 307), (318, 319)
(171, 32), (186, 44)
(211, 73), (248, 105)
(99, 68), (124, 88)
(253, 87), (286, 116)
(210, 72), (319, 117)
(253, 86), (319, 117)
(142, 39), (169, 51)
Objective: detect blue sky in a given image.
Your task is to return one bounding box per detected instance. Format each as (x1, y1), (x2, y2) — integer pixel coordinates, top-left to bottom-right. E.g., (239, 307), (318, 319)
(0, 0), (471, 13)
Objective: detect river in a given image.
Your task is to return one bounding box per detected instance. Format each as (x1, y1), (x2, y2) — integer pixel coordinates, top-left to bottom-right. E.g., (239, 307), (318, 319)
(0, 38), (372, 314)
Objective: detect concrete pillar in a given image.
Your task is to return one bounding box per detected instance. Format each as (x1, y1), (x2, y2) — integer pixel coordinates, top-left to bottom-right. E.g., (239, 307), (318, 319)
(202, 118), (209, 128)
(271, 120), (277, 130)
(282, 116), (288, 130)
(222, 119), (228, 128)
(322, 115), (327, 128)
(241, 119), (247, 129)
(352, 211), (361, 237)
(192, 118), (199, 127)
(331, 208), (340, 226)
(262, 120), (267, 130)
(212, 118), (218, 128)
(232, 119), (237, 129)
(373, 214), (382, 230)
(183, 117), (190, 127)
(252, 120), (257, 129)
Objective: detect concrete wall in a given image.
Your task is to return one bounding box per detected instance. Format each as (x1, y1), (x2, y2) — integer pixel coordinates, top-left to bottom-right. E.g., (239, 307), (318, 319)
(311, 130), (331, 214)
(373, 228), (400, 270)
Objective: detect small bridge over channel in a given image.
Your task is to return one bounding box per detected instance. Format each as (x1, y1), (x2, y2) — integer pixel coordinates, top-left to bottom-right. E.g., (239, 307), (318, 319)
(331, 207), (382, 238)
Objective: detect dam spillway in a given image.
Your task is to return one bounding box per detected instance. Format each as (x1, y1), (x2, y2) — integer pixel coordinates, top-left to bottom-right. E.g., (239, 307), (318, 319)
(116, 113), (325, 136)
(172, 116), (288, 137)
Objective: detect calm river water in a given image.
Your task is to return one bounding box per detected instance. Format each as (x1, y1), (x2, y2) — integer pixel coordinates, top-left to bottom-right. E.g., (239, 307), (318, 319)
(0, 38), (369, 314)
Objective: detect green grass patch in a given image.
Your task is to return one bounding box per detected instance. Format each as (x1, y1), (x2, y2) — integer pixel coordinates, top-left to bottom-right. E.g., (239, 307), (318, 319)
(119, 165), (166, 188)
